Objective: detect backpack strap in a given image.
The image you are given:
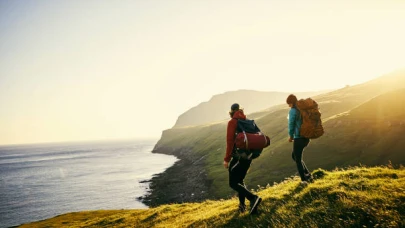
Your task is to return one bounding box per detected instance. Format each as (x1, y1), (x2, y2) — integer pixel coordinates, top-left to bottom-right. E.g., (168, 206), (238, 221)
(235, 118), (262, 132)
(235, 119), (251, 155)
(237, 119), (245, 133)
(255, 123), (262, 133)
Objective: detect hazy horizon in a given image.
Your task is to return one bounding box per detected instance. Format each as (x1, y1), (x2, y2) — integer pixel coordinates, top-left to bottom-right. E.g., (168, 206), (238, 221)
(1, 0), (405, 145)
(0, 136), (160, 147)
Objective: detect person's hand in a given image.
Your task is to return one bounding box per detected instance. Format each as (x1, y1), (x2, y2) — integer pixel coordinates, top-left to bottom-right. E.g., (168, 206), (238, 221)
(288, 137), (294, 142)
(223, 161), (229, 169)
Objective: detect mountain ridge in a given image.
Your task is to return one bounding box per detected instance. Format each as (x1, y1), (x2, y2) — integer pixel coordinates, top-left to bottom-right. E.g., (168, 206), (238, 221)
(173, 90), (330, 128)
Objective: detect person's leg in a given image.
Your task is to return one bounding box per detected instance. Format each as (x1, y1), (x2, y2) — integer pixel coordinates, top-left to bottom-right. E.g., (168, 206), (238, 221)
(237, 175), (247, 211)
(229, 158), (256, 212)
(302, 161), (311, 176)
(292, 150), (310, 176)
(293, 138), (308, 181)
(237, 159), (262, 214)
(229, 158), (262, 214)
(301, 154), (313, 182)
(300, 138), (313, 181)
(238, 159), (252, 202)
(229, 159), (255, 200)
(229, 158), (244, 212)
(237, 180), (246, 208)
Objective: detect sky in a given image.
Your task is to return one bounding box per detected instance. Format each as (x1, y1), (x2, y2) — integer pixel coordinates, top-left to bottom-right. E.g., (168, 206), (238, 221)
(1, 0), (405, 145)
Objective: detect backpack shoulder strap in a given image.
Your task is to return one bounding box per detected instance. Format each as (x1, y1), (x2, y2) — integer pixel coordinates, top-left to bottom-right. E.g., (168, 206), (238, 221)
(236, 119), (244, 133)
(255, 123), (261, 132)
(293, 107), (302, 121)
(237, 118), (261, 133)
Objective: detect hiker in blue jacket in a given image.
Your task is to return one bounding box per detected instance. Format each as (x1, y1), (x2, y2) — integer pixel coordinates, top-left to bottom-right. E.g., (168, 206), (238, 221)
(286, 94), (314, 184)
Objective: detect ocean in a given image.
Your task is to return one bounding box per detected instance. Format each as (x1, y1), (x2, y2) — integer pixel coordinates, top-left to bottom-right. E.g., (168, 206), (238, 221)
(0, 139), (178, 228)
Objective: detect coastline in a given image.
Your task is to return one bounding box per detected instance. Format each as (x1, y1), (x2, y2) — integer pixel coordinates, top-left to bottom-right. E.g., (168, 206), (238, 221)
(140, 146), (212, 207)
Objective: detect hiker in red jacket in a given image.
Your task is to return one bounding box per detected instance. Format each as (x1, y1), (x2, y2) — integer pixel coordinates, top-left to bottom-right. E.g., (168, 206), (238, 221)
(224, 103), (262, 214)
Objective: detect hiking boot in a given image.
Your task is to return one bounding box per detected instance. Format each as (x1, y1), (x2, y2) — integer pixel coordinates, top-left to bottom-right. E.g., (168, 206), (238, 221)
(300, 181), (308, 186)
(249, 195), (262, 214)
(305, 174), (314, 183)
(238, 204), (246, 213)
(307, 177), (314, 183)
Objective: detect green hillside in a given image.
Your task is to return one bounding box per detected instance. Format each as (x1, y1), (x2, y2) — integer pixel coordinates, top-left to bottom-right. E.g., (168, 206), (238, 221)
(348, 88), (405, 120)
(144, 70), (405, 206)
(20, 166), (405, 228)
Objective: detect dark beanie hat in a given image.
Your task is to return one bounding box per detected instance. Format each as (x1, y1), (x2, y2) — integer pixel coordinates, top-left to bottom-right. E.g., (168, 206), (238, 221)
(231, 103), (240, 111)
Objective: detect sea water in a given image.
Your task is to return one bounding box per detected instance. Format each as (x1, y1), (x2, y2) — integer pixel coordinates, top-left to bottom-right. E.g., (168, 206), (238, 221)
(0, 139), (178, 228)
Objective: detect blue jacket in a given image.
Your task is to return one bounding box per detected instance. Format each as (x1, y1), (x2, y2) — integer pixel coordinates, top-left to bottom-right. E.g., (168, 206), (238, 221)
(288, 107), (302, 139)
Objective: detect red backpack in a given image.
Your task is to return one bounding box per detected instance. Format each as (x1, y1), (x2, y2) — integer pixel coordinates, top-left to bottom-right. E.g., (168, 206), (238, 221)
(233, 119), (271, 159)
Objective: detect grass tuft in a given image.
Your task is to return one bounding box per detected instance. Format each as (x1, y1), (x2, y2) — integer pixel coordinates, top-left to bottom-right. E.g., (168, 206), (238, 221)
(312, 168), (328, 179)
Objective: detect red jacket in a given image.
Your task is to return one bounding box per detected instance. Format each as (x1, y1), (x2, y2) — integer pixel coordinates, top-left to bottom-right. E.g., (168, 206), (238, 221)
(224, 110), (246, 162)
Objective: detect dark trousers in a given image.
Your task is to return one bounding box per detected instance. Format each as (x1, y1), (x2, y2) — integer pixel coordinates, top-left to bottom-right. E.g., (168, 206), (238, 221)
(292, 137), (311, 181)
(229, 157), (255, 205)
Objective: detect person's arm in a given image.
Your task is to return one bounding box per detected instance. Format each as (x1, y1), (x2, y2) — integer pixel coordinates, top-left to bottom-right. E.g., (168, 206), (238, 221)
(224, 119), (237, 166)
(288, 108), (296, 141)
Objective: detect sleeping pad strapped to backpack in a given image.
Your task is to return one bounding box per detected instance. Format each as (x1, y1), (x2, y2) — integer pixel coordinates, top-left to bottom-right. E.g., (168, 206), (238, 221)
(233, 119), (270, 160)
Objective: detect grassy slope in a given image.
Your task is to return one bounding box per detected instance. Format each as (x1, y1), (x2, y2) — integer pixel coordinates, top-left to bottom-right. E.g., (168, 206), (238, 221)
(20, 166), (405, 228)
(146, 71), (405, 204)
